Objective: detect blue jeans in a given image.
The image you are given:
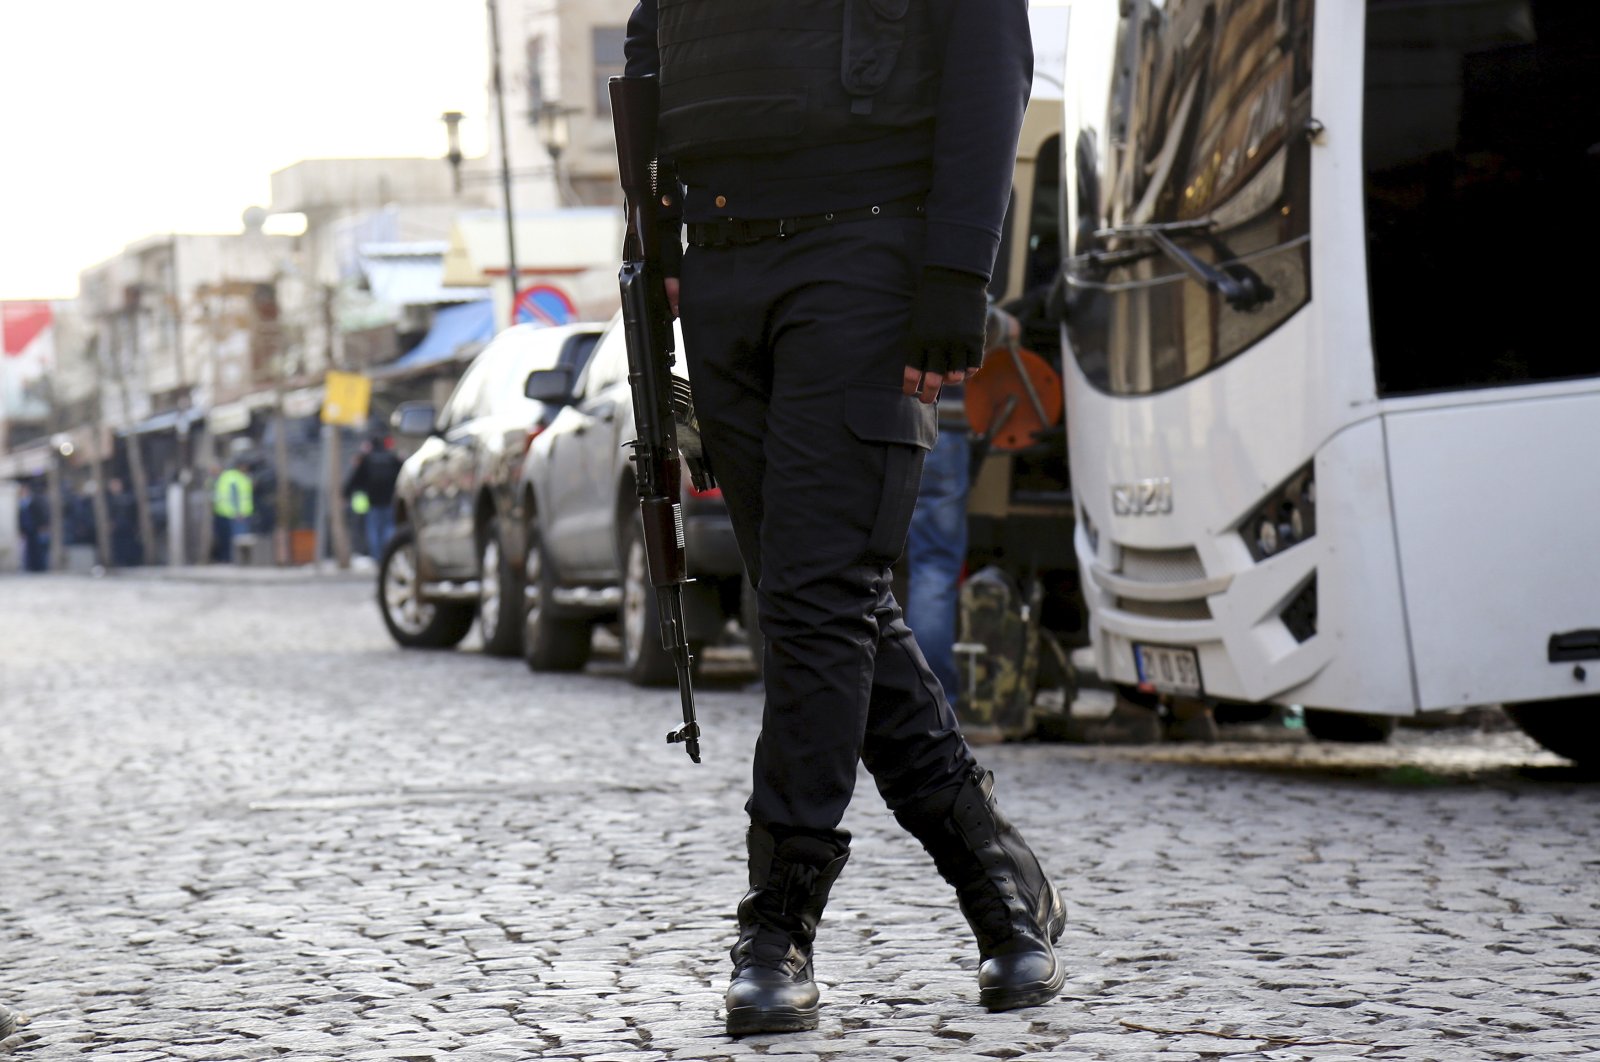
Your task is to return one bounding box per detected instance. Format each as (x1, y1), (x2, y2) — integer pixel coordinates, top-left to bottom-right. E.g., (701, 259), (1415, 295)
(366, 504), (395, 560)
(228, 518), (253, 563)
(23, 532), (49, 572)
(906, 427), (970, 702)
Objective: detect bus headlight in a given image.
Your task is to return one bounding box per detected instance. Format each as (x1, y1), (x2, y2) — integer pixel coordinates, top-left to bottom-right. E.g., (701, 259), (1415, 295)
(1243, 464), (1316, 562)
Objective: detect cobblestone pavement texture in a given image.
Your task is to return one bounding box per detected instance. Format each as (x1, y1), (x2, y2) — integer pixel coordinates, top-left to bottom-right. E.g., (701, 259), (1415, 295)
(2, 574), (1598, 1061)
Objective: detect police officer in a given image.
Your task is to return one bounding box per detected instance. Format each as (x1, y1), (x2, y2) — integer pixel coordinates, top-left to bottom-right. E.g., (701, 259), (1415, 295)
(624, 0), (1062, 1036)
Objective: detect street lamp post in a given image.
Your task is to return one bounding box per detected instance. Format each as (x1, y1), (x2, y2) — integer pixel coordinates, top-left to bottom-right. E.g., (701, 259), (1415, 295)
(536, 101), (576, 206)
(441, 111), (465, 195)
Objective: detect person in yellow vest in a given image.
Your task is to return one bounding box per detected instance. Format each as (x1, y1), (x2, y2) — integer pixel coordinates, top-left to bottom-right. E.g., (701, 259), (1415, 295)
(212, 458), (254, 563)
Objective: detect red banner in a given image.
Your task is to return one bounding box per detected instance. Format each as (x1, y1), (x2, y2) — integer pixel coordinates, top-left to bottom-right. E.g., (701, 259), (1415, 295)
(2, 301), (52, 358)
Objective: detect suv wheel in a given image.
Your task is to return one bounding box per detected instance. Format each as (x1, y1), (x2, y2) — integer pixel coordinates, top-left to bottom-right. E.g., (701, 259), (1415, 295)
(523, 514), (592, 672)
(378, 526), (474, 649)
(478, 516), (524, 658)
(621, 516), (682, 688)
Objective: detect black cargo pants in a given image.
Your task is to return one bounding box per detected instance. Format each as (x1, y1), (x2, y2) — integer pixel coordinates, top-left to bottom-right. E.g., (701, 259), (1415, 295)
(679, 215), (978, 842)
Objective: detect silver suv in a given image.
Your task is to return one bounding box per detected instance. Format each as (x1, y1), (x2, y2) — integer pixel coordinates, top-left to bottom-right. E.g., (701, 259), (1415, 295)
(516, 313), (751, 685)
(379, 322), (604, 656)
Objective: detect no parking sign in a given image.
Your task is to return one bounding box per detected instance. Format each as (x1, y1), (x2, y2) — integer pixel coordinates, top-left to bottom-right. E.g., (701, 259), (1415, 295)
(512, 284), (578, 327)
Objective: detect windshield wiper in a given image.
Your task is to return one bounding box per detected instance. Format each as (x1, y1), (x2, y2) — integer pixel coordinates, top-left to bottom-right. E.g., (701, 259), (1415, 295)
(1090, 219), (1272, 311)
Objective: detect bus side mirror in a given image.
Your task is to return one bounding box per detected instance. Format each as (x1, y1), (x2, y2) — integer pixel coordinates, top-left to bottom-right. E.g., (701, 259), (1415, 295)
(392, 402), (437, 437)
(526, 368), (574, 405)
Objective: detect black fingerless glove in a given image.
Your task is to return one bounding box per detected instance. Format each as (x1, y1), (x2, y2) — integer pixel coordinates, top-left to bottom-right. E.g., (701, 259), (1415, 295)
(909, 266), (990, 375)
(658, 218), (684, 278)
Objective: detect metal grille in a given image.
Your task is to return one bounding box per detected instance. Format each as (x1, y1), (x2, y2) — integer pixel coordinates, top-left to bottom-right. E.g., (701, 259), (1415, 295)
(1117, 546), (1206, 584)
(1115, 596), (1213, 621)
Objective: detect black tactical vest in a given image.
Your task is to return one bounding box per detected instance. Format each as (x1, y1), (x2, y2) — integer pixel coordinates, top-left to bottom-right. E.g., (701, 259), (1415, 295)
(656, 0), (939, 160)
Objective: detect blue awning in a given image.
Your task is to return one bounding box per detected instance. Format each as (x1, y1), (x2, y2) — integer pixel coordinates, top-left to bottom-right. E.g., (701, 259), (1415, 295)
(378, 300), (496, 377)
(117, 408), (205, 436)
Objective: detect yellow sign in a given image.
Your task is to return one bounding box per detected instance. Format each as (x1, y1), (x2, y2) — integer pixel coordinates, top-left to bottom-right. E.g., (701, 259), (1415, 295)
(321, 371), (372, 427)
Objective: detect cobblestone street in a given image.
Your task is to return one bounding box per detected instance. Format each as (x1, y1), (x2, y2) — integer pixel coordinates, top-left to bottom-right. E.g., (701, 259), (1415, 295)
(2, 573), (1598, 1061)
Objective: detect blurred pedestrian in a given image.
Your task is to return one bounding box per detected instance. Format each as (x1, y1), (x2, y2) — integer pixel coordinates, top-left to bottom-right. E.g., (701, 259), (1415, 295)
(249, 456), (278, 539)
(905, 301), (1021, 707)
(212, 458), (253, 563)
(342, 433), (402, 560)
(108, 477), (142, 567)
(16, 480), (49, 572)
(62, 483), (96, 550)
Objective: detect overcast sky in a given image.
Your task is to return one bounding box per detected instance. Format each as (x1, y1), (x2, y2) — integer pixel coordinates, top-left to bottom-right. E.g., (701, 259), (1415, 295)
(1, 1), (1076, 303)
(0, 1), (493, 301)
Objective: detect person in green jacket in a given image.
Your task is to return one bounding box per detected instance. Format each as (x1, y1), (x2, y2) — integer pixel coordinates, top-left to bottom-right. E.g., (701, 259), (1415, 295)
(212, 459), (254, 563)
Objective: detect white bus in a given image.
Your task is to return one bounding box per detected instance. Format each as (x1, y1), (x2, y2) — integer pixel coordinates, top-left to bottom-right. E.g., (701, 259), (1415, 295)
(1061, 0), (1599, 763)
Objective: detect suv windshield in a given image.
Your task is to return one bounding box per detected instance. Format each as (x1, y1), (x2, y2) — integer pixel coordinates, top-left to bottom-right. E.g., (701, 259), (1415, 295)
(1365, 1), (1599, 396)
(1066, 0), (1315, 396)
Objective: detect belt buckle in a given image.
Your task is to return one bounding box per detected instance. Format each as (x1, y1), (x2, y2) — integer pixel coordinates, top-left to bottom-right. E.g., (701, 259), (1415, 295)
(777, 218), (788, 239)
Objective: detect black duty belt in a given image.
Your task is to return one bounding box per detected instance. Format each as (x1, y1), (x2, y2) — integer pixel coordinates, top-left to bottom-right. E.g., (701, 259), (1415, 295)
(687, 200), (925, 248)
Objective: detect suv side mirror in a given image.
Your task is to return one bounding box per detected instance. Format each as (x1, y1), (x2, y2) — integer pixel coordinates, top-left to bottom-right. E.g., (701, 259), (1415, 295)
(525, 367), (574, 404)
(392, 401), (437, 437)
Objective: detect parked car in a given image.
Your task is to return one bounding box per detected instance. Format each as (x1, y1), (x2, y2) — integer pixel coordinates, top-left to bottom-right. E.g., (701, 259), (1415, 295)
(517, 313), (753, 685)
(378, 322), (605, 656)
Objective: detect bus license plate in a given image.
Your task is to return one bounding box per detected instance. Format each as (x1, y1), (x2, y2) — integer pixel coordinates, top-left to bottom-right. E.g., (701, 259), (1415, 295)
(1133, 643), (1203, 696)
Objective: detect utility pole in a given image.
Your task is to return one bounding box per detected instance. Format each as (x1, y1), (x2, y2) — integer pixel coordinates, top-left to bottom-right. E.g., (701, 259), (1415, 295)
(85, 376), (113, 569)
(31, 374), (84, 570)
(112, 291), (157, 564)
(487, 0), (521, 303)
(319, 282), (352, 570)
(255, 281), (294, 567)
(168, 236), (193, 564)
(45, 435), (65, 572)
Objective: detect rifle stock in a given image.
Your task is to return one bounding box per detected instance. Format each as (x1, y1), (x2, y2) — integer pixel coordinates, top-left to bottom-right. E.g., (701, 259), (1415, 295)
(611, 74), (702, 764)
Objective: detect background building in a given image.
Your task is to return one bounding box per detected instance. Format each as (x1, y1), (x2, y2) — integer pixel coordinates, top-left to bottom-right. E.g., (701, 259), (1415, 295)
(501, 0), (632, 213)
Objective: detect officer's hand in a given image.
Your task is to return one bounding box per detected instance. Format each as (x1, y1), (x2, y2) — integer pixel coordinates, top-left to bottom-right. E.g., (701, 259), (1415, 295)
(664, 277), (681, 320)
(908, 266), (988, 398)
(902, 366), (965, 404)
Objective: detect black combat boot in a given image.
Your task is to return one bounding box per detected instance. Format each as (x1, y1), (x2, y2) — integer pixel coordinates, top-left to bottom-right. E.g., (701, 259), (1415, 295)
(896, 766), (1066, 1011)
(724, 826), (850, 1036)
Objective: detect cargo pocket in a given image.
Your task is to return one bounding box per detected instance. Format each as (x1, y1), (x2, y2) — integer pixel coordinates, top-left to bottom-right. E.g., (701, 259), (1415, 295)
(845, 384), (937, 563)
(842, 0), (909, 114)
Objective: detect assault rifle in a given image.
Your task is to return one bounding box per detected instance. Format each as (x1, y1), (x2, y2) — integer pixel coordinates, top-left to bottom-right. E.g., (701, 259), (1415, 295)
(610, 73), (712, 764)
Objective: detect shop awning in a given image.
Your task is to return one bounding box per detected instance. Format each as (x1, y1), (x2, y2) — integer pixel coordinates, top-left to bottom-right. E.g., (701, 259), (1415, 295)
(118, 408), (204, 437)
(373, 300), (495, 379)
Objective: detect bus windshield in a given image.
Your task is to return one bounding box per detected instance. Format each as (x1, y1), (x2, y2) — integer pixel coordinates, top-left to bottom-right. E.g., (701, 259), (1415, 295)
(1365, 1), (1599, 396)
(1066, 0), (1315, 397)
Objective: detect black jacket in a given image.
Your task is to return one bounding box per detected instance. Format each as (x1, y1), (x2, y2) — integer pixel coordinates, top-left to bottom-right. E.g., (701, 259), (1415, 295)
(343, 448), (402, 508)
(624, 0), (1032, 281)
